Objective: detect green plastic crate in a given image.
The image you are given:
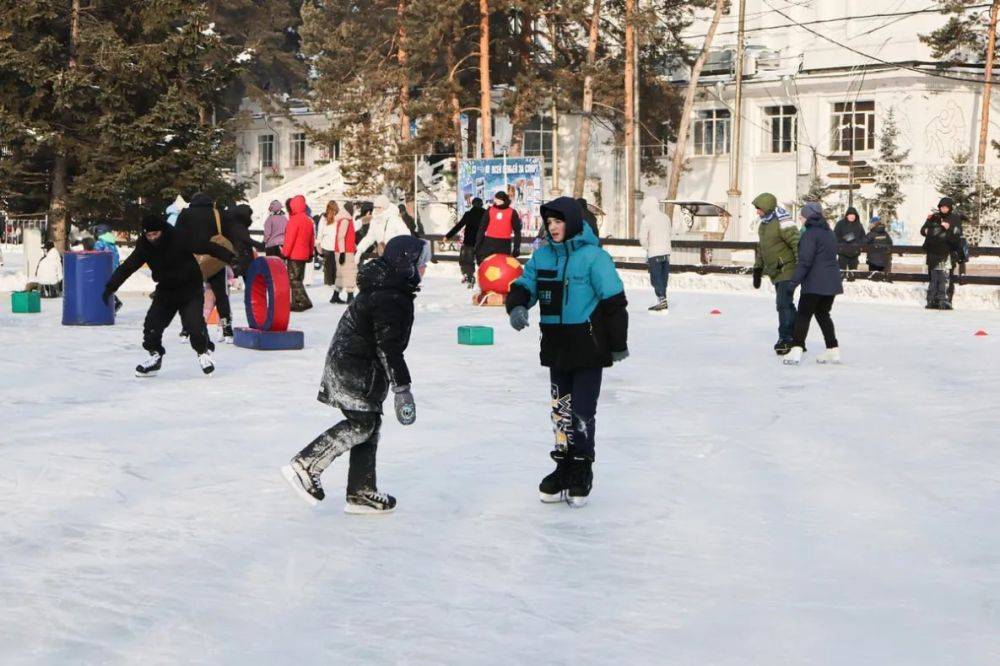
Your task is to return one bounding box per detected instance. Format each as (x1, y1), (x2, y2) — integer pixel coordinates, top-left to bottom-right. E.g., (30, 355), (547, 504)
(457, 325), (494, 346)
(11, 291), (41, 314)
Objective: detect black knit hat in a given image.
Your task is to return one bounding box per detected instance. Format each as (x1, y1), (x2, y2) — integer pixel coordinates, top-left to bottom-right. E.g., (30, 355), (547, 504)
(142, 212), (167, 233)
(938, 197), (955, 210)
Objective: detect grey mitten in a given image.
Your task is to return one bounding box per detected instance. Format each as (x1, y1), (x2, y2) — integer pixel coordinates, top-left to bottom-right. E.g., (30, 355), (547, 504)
(611, 349), (630, 364)
(393, 385), (416, 425)
(509, 305), (529, 331)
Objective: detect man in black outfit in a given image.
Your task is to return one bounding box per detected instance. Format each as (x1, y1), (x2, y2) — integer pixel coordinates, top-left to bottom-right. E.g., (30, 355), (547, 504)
(921, 197), (965, 310)
(834, 207), (865, 270)
(221, 203), (266, 277)
(445, 197), (485, 287)
(103, 212), (234, 377)
(176, 192), (235, 340)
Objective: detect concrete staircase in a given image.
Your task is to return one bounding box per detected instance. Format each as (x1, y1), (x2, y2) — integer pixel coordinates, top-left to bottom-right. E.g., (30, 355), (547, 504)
(244, 162), (348, 231)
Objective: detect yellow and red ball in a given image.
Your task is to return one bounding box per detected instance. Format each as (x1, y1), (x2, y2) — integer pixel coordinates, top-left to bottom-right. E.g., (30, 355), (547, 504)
(477, 254), (524, 294)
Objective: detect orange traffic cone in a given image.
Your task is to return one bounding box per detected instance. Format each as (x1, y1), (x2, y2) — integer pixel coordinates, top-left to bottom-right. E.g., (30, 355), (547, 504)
(206, 308), (220, 325)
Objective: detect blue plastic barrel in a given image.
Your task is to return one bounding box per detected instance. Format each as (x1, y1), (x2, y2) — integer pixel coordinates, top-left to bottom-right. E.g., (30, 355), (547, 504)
(62, 251), (115, 325)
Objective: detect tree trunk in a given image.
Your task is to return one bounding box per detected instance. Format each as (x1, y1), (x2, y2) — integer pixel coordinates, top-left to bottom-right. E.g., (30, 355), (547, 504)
(665, 0), (725, 221)
(573, 0), (602, 198)
(397, 0), (410, 142)
(479, 0), (493, 158)
(624, 0), (635, 237)
(447, 43), (463, 164)
(50, 0), (80, 253)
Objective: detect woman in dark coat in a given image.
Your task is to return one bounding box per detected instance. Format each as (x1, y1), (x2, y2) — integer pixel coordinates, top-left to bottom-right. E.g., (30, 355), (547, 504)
(281, 235), (427, 514)
(785, 202), (844, 365)
(834, 206), (866, 270)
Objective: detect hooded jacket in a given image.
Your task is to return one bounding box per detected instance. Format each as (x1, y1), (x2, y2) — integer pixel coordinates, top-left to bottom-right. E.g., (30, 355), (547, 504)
(864, 219), (893, 269)
(356, 196), (412, 258)
(35, 248), (63, 285)
(175, 193), (222, 250)
(263, 200), (288, 249)
(282, 195), (316, 261)
(752, 193), (799, 284)
(222, 204), (264, 276)
(921, 198), (964, 267)
(639, 197), (671, 258)
(316, 236), (424, 413)
(506, 196), (628, 370)
(834, 207), (866, 258)
(94, 231), (120, 270)
(446, 202), (485, 246)
(790, 203), (844, 296)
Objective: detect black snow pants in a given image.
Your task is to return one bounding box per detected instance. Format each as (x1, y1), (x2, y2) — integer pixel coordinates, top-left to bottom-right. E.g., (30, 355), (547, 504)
(323, 250), (338, 286)
(792, 293), (838, 350)
(144, 286), (212, 356)
(459, 245), (477, 283)
(297, 410), (382, 495)
(549, 367), (603, 461)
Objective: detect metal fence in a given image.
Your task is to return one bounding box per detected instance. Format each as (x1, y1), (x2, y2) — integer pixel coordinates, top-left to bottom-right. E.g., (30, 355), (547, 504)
(1, 214), (48, 252)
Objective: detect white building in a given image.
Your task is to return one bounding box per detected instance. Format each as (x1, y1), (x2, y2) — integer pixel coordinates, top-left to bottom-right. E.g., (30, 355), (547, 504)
(232, 1), (998, 242)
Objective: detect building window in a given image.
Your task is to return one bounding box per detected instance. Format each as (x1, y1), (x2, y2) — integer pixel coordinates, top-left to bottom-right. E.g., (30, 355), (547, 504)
(692, 108), (731, 156)
(523, 115), (554, 177)
(830, 101), (875, 153)
(764, 105), (797, 153)
(258, 134), (275, 168)
(290, 133), (306, 167)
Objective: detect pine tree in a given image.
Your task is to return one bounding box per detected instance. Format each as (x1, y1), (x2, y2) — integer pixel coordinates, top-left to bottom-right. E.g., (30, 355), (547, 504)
(800, 173), (832, 207)
(934, 152), (976, 213)
(871, 107), (911, 223)
(920, 1), (998, 65)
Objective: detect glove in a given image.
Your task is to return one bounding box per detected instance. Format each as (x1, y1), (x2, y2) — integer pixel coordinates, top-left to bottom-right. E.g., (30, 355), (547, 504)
(338, 253), (346, 265)
(101, 287), (113, 305)
(611, 349), (629, 364)
(752, 267), (762, 289)
(393, 385), (416, 425)
(509, 305), (529, 331)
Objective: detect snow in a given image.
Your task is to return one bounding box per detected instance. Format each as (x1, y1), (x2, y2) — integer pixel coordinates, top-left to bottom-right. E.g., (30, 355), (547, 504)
(234, 49), (255, 64)
(2, 267), (1000, 663)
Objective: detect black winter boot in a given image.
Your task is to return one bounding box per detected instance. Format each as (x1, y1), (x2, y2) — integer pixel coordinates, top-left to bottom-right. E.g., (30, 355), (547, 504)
(566, 457), (593, 508)
(330, 291), (345, 304)
(539, 449), (571, 503)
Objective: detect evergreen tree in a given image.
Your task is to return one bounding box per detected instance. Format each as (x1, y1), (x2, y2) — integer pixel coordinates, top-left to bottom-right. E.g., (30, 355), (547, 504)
(871, 107), (910, 223)
(934, 152), (976, 213)
(800, 172), (832, 207)
(920, 1), (998, 65)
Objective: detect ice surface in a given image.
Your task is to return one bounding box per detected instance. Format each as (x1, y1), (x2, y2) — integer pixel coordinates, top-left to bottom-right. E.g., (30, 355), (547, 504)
(2, 267), (1000, 664)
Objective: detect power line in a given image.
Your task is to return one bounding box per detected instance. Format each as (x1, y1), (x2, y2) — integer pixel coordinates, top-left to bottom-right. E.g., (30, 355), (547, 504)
(762, 0), (1000, 86)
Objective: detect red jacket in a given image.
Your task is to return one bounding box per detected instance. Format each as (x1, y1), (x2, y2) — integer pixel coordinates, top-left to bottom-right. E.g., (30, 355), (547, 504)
(281, 195), (315, 261)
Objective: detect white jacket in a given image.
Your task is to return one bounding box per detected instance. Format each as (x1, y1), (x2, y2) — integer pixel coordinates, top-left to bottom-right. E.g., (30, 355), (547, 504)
(35, 249), (63, 285)
(639, 198), (672, 258)
(356, 207), (411, 257)
(316, 216), (338, 252)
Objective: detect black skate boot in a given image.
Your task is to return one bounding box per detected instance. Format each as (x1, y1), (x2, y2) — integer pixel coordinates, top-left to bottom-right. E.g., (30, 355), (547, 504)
(135, 352), (162, 377)
(220, 318), (234, 343)
(281, 457), (325, 506)
(539, 449), (571, 503)
(566, 457), (593, 508)
(345, 489), (396, 514)
(774, 341), (792, 356)
(330, 291), (345, 304)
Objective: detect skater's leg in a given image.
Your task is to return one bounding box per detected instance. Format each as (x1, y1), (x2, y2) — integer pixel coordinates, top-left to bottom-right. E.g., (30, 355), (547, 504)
(346, 414), (382, 495)
(142, 293), (178, 356)
(814, 295), (838, 349)
(946, 266), (955, 304)
(791, 293), (819, 348)
(568, 367), (603, 460)
(549, 368), (575, 453)
(178, 290), (211, 355)
(296, 409), (380, 477)
(647, 256), (667, 300)
(775, 280), (797, 343)
(207, 269), (232, 322)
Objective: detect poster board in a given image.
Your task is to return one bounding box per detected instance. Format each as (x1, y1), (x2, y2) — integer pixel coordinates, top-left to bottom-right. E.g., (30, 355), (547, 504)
(457, 157), (545, 238)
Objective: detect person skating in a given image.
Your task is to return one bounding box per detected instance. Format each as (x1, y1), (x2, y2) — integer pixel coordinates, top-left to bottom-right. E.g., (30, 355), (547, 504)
(505, 197), (629, 508)
(921, 197), (965, 310)
(864, 216), (893, 272)
(751, 192), (799, 355)
(281, 235), (427, 514)
(317, 201), (340, 295)
(834, 206), (865, 271)
(102, 212), (234, 377)
(639, 195), (671, 311)
(263, 200), (288, 257)
(783, 202), (844, 365)
(176, 192), (236, 340)
(221, 203), (265, 279)
(475, 191), (522, 263)
(445, 197), (485, 288)
(282, 194), (316, 312)
(331, 202), (358, 304)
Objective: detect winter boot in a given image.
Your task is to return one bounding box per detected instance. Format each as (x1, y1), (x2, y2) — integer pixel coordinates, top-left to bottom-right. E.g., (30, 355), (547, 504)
(345, 489), (397, 514)
(816, 347), (841, 364)
(648, 298), (669, 312)
(330, 291), (345, 304)
(135, 352), (162, 377)
(774, 341), (793, 356)
(566, 457), (594, 508)
(783, 346), (805, 365)
(539, 449), (572, 503)
(220, 318), (234, 343)
(939, 301), (954, 310)
(346, 292), (355, 304)
(198, 351), (215, 375)
(281, 457), (325, 506)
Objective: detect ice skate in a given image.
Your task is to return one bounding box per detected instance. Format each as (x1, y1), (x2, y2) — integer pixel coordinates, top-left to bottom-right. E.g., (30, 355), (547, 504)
(783, 346), (804, 365)
(566, 458), (593, 508)
(135, 352), (162, 377)
(281, 457), (324, 506)
(198, 351), (215, 375)
(344, 489), (397, 514)
(816, 348), (841, 364)
(648, 298), (669, 312)
(220, 318), (234, 343)
(539, 450), (571, 503)
(774, 341), (792, 356)
(939, 301), (953, 310)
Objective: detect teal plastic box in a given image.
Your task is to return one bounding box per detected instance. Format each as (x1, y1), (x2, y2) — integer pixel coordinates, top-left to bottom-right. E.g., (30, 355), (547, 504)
(457, 325), (494, 345)
(11, 291), (41, 314)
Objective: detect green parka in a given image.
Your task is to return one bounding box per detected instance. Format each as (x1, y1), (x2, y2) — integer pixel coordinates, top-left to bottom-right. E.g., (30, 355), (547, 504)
(752, 194), (799, 284)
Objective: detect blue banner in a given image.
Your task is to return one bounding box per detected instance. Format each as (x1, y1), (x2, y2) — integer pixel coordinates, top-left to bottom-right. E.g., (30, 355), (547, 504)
(458, 157), (545, 237)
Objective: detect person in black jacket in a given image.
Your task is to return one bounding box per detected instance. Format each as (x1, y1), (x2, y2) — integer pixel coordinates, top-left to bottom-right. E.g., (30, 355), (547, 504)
(475, 191), (522, 262)
(863, 216), (893, 272)
(102, 212), (234, 377)
(282, 235), (427, 514)
(222, 203), (265, 278)
(834, 206), (865, 270)
(445, 198), (485, 287)
(175, 192), (236, 340)
(921, 197), (965, 310)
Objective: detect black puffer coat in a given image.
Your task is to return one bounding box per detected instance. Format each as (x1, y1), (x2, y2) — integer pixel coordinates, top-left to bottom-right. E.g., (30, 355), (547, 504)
(317, 256), (417, 413)
(921, 210), (963, 267)
(221, 204), (265, 276)
(834, 207), (866, 258)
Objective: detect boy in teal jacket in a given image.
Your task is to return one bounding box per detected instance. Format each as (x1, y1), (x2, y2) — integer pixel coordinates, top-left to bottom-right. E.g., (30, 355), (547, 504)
(505, 197), (629, 507)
